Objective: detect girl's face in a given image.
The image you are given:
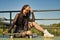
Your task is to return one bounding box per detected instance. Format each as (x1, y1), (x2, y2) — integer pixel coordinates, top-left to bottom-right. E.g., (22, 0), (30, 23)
(23, 6), (30, 15)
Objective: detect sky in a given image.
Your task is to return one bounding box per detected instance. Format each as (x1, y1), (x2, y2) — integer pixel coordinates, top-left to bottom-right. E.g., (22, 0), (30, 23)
(0, 0), (60, 25)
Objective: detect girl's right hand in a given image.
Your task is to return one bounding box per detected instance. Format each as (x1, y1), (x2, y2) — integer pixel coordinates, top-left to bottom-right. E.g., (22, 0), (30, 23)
(3, 31), (8, 35)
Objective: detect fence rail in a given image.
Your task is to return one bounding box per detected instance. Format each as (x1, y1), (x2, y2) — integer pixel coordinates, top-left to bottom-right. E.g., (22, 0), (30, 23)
(0, 9), (60, 13)
(0, 9), (60, 26)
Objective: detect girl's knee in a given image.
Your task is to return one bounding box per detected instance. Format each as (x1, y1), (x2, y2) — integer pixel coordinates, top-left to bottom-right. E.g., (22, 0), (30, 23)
(21, 32), (26, 37)
(28, 22), (33, 28)
(32, 22), (37, 25)
(26, 31), (32, 35)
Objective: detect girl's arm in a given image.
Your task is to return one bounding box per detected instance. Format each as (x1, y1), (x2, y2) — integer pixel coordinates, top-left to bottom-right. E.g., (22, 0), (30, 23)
(30, 8), (35, 22)
(8, 14), (19, 33)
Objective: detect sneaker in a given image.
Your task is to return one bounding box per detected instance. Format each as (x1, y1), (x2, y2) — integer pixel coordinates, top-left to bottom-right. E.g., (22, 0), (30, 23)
(10, 35), (13, 38)
(44, 29), (54, 37)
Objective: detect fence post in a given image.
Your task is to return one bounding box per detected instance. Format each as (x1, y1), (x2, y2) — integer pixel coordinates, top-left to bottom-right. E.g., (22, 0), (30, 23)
(10, 12), (12, 26)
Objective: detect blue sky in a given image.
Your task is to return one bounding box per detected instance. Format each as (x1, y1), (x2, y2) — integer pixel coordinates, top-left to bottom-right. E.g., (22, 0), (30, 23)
(0, 0), (60, 25)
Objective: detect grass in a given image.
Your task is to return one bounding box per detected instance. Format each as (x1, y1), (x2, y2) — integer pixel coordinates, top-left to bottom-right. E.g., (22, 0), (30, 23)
(0, 28), (60, 36)
(0, 28), (3, 35)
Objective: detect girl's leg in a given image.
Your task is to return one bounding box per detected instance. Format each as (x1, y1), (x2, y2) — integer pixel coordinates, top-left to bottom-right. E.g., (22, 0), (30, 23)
(31, 22), (54, 37)
(26, 30), (32, 38)
(32, 22), (44, 32)
(21, 31), (32, 38)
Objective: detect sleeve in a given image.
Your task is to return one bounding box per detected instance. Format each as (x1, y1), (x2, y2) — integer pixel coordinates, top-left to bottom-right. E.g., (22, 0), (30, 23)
(29, 12), (35, 22)
(8, 14), (19, 33)
(13, 14), (19, 24)
(8, 24), (14, 33)
(31, 12), (35, 22)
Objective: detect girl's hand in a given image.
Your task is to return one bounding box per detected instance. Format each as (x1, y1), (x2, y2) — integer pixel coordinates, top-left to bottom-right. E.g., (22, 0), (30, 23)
(3, 31), (8, 35)
(30, 8), (33, 13)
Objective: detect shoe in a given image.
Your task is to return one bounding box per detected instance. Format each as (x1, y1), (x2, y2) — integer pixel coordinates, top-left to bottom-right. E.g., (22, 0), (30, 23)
(10, 35), (13, 38)
(44, 29), (54, 37)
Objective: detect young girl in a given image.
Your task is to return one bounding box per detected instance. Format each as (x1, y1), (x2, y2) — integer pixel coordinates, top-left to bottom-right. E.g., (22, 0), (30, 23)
(3, 5), (54, 38)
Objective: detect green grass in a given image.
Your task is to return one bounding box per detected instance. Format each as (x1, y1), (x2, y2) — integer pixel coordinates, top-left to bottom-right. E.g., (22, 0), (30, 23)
(0, 28), (60, 36)
(0, 28), (3, 35)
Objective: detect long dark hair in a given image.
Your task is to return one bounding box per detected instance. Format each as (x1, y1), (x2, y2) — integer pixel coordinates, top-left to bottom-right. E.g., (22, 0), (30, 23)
(20, 5), (31, 30)
(17, 5), (31, 25)
(20, 5), (30, 14)
(20, 5), (31, 18)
